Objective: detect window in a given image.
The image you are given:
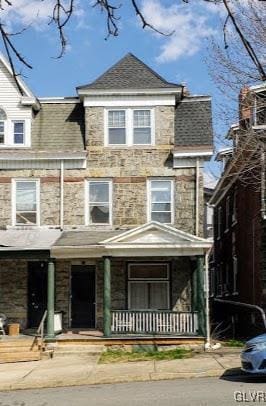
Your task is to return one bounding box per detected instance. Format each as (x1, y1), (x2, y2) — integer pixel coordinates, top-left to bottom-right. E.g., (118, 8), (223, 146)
(86, 180), (112, 225)
(232, 189), (237, 224)
(225, 196), (230, 231)
(233, 256), (238, 295)
(217, 206), (222, 238)
(128, 263), (170, 310)
(108, 110), (126, 144)
(13, 121), (25, 145)
(133, 110), (151, 144)
(106, 108), (154, 146)
(0, 108), (7, 144)
(13, 180), (39, 226)
(148, 179), (173, 224)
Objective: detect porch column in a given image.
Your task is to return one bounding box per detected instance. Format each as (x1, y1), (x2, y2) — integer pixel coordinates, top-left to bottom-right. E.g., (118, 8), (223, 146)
(103, 256), (111, 337)
(196, 256), (206, 336)
(46, 260), (55, 341)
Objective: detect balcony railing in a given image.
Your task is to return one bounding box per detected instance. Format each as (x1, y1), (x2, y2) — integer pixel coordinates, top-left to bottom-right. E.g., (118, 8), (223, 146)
(111, 310), (198, 335)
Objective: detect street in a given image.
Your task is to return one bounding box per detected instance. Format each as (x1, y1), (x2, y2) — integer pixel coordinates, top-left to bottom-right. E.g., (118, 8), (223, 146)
(1, 376), (266, 406)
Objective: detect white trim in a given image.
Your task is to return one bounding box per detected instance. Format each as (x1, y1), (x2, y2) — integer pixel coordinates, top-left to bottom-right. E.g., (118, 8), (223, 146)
(127, 262), (170, 310)
(85, 179), (113, 226)
(147, 179), (174, 225)
(104, 107), (155, 147)
(84, 95), (176, 107)
(78, 88), (182, 97)
(12, 178), (40, 227)
(173, 151), (213, 158)
(180, 96), (211, 102)
(39, 97), (80, 104)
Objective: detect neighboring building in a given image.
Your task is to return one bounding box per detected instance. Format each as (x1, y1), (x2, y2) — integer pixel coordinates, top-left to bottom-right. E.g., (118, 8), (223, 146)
(0, 53), (213, 340)
(210, 84), (266, 337)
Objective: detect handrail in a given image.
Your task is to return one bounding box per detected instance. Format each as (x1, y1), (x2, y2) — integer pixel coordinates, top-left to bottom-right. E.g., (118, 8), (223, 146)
(34, 310), (47, 350)
(214, 298), (266, 329)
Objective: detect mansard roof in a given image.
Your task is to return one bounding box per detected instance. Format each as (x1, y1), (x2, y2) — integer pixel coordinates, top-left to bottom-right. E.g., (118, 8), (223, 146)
(175, 96), (213, 146)
(78, 53), (181, 91)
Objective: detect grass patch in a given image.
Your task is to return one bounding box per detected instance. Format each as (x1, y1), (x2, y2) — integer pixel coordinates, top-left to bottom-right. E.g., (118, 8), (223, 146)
(223, 339), (244, 348)
(99, 348), (192, 364)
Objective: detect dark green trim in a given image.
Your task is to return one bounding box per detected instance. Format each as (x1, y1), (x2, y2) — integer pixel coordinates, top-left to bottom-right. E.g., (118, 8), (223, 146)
(103, 257), (111, 337)
(46, 260), (55, 341)
(197, 256), (206, 337)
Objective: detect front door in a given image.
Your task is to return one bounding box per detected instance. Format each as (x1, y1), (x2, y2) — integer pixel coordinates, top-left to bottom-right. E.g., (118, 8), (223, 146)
(28, 262), (48, 328)
(71, 265), (96, 328)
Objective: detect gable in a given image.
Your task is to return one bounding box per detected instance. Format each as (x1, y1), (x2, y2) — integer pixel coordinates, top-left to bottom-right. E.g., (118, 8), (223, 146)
(78, 53), (181, 91)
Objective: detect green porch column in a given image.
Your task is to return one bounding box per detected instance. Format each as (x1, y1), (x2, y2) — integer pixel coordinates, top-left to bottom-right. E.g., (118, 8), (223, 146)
(196, 256), (206, 337)
(46, 260), (55, 341)
(103, 257), (111, 337)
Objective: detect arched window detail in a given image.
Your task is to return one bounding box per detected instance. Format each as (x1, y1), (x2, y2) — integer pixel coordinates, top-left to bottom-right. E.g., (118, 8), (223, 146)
(0, 108), (7, 144)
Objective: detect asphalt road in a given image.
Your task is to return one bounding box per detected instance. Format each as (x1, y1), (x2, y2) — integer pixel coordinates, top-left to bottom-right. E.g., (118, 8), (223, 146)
(1, 376), (266, 406)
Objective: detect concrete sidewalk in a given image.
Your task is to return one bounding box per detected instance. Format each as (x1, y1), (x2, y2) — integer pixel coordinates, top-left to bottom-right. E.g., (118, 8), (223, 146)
(0, 352), (241, 391)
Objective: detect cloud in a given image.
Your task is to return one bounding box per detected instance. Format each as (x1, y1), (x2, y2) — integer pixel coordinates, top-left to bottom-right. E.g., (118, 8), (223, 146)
(140, 0), (220, 63)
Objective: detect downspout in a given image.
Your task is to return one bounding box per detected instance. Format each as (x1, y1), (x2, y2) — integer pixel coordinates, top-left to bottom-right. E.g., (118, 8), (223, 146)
(195, 158), (200, 236)
(60, 160), (64, 231)
(205, 247), (212, 347)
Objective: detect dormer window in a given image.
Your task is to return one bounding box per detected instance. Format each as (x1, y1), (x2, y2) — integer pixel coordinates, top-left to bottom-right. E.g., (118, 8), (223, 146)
(13, 121), (25, 145)
(0, 108), (7, 144)
(105, 108), (154, 146)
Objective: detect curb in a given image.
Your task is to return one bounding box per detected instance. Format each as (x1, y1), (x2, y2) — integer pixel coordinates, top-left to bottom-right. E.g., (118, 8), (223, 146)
(0, 369), (242, 392)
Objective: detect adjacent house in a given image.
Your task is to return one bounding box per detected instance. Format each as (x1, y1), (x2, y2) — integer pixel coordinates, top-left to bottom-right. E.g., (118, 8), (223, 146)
(0, 53), (213, 341)
(210, 84), (266, 337)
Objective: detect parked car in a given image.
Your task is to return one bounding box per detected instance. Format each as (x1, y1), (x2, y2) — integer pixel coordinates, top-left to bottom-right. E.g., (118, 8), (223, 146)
(241, 334), (266, 373)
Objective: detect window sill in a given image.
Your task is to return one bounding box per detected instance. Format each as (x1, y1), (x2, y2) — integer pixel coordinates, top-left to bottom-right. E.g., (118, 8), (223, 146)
(0, 145), (30, 149)
(232, 292), (239, 296)
(104, 145), (155, 149)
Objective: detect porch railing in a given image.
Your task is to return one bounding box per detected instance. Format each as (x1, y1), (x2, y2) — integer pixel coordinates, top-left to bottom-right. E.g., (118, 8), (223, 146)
(111, 310), (198, 335)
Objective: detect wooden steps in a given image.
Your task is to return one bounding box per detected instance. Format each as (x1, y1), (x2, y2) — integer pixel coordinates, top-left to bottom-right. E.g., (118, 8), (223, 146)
(0, 338), (41, 363)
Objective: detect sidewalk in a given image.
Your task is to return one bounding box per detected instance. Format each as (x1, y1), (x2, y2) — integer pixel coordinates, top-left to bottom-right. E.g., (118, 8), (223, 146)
(0, 351), (242, 391)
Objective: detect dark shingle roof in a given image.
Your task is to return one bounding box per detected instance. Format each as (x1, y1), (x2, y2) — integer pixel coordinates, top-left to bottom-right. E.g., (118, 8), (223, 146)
(78, 53), (181, 90)
(31, 102), (85, 151)
(54, 230), (125, 246)
(175, 97), (213, 146)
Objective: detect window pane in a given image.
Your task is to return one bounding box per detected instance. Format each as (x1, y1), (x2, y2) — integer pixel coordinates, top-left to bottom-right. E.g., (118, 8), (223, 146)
(151, 212), (171, 223)
(109, 128), (126, 144)
(152, 203), (171, 211)
(133, 128), (151, 144)
(129, 264), (168, 279)
(134, 110), (150, 127)
(16, 182), (36, 211)
(108, 111), (125, 127)
(151, 189), (171, 203)
(130, 283), (149, 309)
(149, 283), (168, 309)
(90, 205), (109, 223)
(16, 212), (37, 225)
(89, 182), (109, 203)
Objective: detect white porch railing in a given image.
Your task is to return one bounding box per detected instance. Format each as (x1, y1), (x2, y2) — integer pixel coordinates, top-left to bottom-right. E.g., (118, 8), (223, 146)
(111, 310), (198, 335)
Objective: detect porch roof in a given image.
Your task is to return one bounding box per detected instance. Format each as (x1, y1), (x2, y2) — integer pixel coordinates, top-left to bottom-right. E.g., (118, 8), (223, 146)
(51, 222), (212, 259)
(0, 229), (61, 251)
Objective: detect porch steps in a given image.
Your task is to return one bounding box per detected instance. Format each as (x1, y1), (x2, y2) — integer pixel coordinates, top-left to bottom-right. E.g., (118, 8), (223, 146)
(0, 338), (41, 363)
(52, 343), (105, 358)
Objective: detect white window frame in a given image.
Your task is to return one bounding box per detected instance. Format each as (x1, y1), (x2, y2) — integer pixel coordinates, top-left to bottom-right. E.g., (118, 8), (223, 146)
(147, 179), (174, 224)
(85, 179), (112, 226)
(127, 263), (170, 310)
(12, 120), (25, 145)
(104, 107), (155, 146)
(12, 179), (40, 227)
(0, 117), (31, 148)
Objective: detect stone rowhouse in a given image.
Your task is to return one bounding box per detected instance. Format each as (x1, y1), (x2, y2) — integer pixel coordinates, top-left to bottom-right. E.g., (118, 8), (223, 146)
(0, 53), (213, 339)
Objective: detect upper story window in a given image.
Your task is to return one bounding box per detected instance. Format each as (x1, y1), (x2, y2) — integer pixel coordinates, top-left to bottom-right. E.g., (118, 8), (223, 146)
(217, 206), (222, 239)
(12, 179), (40, 226)
(86, 180), (112, 225)
(252, 92), (266, 126)
(0, 107), (30, 148)
(105, 108), (154, 146)
(225, 196), (230, 231)
(148, 179), (174, 224)
(0, 108), (7, 144)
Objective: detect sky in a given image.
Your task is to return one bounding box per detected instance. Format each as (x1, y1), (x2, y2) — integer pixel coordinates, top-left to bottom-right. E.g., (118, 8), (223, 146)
(0, 0), (231, 187)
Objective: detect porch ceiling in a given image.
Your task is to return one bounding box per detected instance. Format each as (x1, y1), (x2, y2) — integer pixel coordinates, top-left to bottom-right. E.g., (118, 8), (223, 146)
(51, 222), (212, 259)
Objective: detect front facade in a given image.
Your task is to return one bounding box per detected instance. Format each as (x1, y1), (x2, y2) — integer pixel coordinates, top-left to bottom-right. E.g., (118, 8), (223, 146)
(210, 84), (266, 337)
(0, 53), (213, 338)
